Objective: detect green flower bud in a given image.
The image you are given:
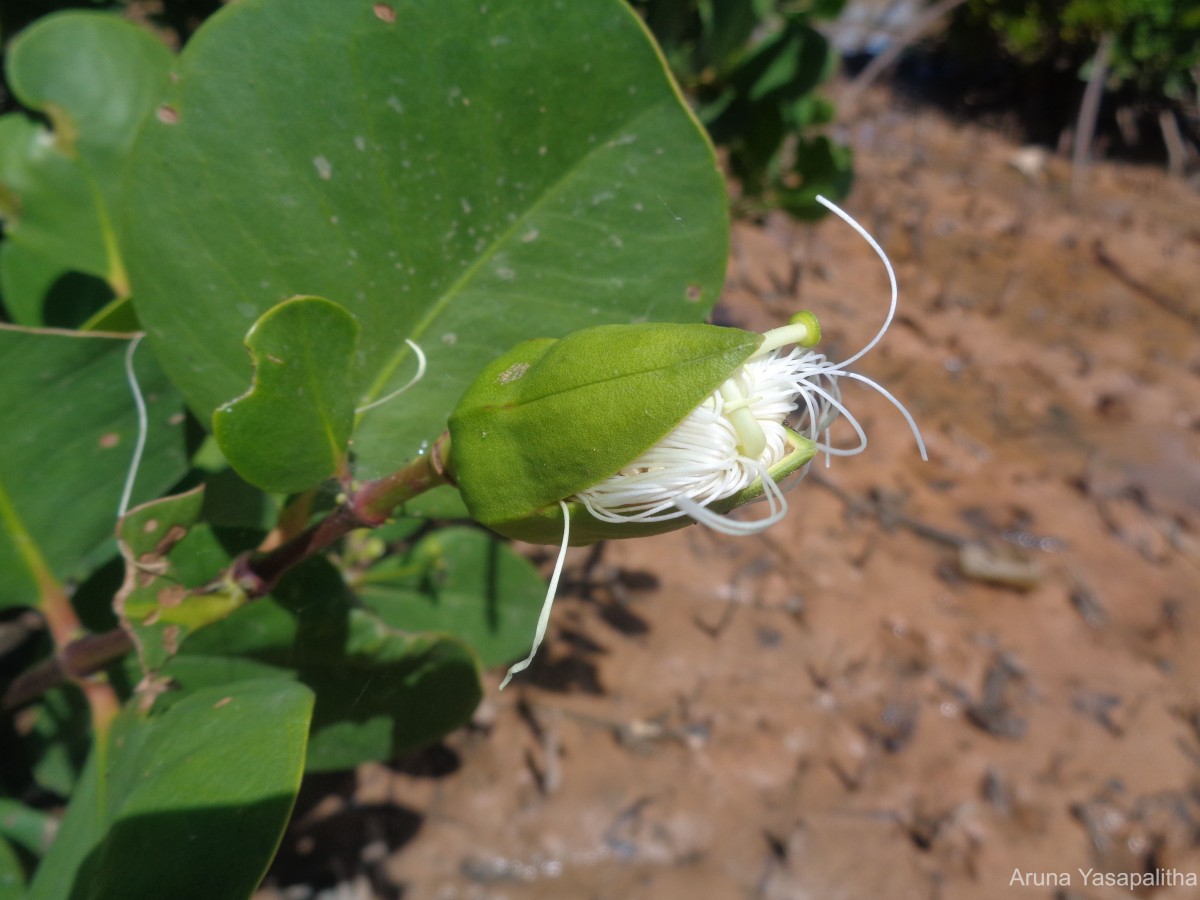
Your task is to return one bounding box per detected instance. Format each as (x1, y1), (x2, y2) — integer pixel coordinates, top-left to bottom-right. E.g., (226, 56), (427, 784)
(446, 317), (824, 545)
(448, 196), (928, 688)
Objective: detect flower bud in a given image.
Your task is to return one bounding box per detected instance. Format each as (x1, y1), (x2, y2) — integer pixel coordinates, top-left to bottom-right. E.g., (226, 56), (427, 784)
(446, 318), (823, 545)
(452, 195), (928, 688)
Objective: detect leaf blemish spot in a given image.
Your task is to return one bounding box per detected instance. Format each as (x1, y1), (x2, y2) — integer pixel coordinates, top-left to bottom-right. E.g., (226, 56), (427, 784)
(156, 105), (179, 125)
(214, 696), (233, 709)
(685, 284), (703, 302)
(99, 432), (120, 448)
(498, 362), (529, 384)
(313, 155), (333, 180)
(158, 584), (186, 608)
(372, 3), (395, 23)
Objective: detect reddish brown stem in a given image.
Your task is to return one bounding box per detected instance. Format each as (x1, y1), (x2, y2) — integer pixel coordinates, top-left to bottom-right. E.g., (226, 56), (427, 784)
(3, 624), (133, 711)
(3, 437), (454, 712)
(240, 435), (451, 594)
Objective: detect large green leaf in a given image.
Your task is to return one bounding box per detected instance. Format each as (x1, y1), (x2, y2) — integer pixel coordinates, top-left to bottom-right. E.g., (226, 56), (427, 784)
(0, 12), (173, 296)
(123, 0), (729, 480)
(358, 526), (544, 668)
(27, 680), (313, 900)
(213, 297), (364, 494)
(0, 326), (187, 610)
(164, 559), (483, 771)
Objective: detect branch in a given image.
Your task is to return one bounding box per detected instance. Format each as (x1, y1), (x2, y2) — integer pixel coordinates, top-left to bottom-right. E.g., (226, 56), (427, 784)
(1071, 32), (1114, 201)
(837, 0), (971, 117)
(3, 435), (454, 712)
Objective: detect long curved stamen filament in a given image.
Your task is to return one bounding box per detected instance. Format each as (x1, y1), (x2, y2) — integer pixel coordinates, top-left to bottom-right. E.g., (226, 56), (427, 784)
(499, 499), (571, 690)
(815, 195), (898, 373)
(356, 338), (426, 414)
(119, 333), (148, 519)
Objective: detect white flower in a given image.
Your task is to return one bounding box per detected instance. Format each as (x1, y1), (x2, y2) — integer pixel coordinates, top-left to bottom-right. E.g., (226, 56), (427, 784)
(573, 197), (926, 537)
(500, 196), (927, 689)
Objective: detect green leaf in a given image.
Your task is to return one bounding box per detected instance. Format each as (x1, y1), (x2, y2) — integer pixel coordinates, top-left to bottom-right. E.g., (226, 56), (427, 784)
(0, 242), (112, 328)
(358, 526), (544, 668)
(123, 0), (729, 480)
(115, 487), (245, 675)
(0, 326), (186, 611)
(0, 12), (173, 297)
(775, 136), (854, 220)
(698, 0), (761, 71)
(77, 296), (137, 334)
(0, 837), (24, 898)
(213, 296), (363, 494)
(0, 241), (58, 325)
(742, 21), (831, 104)
(26, 686), (92, 798)
(0, 799), (55, 857)
(165, 559), (483, 771)
(27, 680), (313, 900)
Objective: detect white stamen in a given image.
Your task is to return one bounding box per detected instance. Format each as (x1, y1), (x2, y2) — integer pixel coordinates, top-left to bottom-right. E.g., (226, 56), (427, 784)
(356, 339), (427, 414)
(118, 334), (148, 520)
(499, 499), (571, 690)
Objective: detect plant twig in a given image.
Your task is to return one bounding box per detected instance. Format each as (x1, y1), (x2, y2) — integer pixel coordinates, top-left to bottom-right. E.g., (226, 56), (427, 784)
(837, 0), (971, 117)
(3, 628), (133, 711)
(3, 436), (454, 712)
(1159, 108), (1188, 177)
(1071, 32), (1114, 201)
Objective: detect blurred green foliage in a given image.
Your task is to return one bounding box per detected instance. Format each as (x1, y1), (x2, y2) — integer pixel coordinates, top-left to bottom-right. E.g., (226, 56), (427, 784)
(961, 0), (1200, 101)
(630, 0), (853, 218)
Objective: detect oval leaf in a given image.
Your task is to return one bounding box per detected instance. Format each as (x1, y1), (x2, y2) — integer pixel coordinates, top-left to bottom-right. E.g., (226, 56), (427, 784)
(0, 12), (172, 294)
(28, 680), (313, 900)
(123, 0), (729, 479)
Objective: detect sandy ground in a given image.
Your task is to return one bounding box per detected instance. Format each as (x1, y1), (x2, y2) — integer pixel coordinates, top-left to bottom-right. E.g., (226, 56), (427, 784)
(258, 88), (1200, 900)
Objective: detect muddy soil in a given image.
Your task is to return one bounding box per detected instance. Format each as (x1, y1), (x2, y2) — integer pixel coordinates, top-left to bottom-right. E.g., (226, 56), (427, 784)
(259, 87), (1200, 900)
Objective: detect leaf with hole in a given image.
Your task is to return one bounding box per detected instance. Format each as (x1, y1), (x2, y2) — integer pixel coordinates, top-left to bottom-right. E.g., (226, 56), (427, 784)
(115, 486), (246, 676)
(213, 296), (364, 494)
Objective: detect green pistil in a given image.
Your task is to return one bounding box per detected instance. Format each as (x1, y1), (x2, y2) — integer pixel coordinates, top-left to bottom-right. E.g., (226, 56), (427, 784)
(754, 310), (822, 357)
